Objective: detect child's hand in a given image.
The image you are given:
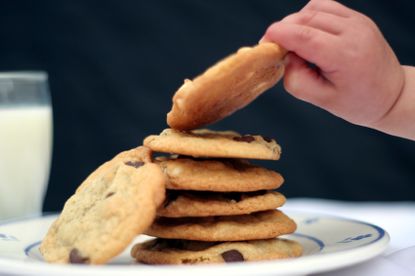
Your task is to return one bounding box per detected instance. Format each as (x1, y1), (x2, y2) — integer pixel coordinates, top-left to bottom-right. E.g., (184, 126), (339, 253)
(261, 0), (405, 129)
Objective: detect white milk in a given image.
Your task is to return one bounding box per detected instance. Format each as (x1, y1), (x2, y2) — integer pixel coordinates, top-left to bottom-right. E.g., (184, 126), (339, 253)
(0, 106), (52, 220)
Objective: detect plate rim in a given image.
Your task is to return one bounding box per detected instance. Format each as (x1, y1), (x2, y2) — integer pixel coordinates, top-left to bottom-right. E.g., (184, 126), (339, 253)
(0, 211), (390, 275)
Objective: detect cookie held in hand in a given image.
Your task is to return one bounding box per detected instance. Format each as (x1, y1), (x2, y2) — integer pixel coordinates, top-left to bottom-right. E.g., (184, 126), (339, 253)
(167, 42), (287, 130)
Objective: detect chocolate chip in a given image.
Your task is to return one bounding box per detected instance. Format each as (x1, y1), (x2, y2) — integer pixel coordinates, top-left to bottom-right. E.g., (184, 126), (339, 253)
(233, 135), (255, 143)
(105, 192), (115, 198)
(69, 248), (89, 264)
(221, 249), (244, 262)
(125, 161), (144, 168)
(262, 136), (273, 143)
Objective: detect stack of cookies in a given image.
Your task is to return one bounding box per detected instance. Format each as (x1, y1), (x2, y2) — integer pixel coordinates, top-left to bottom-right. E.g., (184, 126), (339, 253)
(129, 128), (302, 264)
(129, 42), (302, 264)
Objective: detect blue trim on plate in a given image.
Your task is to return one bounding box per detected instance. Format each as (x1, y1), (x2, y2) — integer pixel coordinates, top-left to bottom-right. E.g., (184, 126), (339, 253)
(321, 216), (386, 247)
(350, 220), (385, 246)
(291, 233), (325, 251)
(24, 241), (42, 257)
(287, 210), (387, 250)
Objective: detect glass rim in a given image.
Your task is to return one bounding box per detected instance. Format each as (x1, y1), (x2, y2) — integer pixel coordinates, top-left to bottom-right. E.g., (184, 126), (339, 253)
(0, 71), (48, 81)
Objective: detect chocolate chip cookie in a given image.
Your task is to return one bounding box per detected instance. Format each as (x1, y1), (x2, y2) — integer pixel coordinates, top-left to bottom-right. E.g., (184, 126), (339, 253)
(155, 156), (283, 192)
(40, 146), (167, 264)
(144, 128), (281, 160)
(167, 42), (286, 130)
(145, 210), (296, 241)
(158, 190), (286, 217)
(131, 238), (302, 264)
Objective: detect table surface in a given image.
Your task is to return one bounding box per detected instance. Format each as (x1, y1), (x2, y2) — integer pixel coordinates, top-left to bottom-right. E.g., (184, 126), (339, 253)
(284, 198), (415, 276)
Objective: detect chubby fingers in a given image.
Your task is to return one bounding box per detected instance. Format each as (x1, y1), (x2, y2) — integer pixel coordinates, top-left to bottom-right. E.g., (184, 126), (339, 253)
(283, 52), (336, 108)
(261, 0), (356, 72)
(259, 0), (360, 108)
(263, 21), (340, 73)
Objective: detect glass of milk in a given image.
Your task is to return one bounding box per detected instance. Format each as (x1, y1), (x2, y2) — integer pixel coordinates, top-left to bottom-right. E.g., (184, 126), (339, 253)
(0, 72), (52, 221)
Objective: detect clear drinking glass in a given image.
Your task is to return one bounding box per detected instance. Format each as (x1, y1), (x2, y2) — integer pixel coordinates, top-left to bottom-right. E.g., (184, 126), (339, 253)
(0, 72), (53, 221)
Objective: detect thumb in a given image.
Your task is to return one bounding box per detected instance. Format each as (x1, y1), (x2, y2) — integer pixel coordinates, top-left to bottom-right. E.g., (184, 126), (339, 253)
(283, 52), (336, 108)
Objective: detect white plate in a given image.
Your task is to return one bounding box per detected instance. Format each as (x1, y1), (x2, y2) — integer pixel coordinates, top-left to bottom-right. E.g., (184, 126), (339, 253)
(0, 211), (389, 276)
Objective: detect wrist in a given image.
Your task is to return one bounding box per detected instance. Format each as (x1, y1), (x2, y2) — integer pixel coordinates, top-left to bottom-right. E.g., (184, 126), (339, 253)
(370, 65), (415, 140)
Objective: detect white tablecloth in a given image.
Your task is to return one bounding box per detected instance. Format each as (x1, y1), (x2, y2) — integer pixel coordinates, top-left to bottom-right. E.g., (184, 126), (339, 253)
(284, 198), (415, 276)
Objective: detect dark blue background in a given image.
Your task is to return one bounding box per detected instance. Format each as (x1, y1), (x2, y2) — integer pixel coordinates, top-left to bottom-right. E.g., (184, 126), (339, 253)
(1, 1), (414, 211)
